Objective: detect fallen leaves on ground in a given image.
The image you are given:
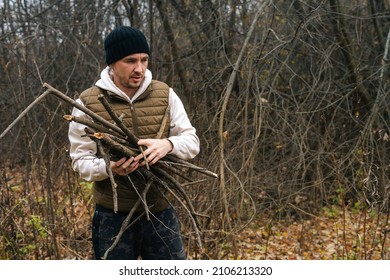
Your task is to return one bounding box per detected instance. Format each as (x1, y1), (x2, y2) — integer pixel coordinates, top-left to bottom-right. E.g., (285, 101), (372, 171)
(227, 207), (389, 260)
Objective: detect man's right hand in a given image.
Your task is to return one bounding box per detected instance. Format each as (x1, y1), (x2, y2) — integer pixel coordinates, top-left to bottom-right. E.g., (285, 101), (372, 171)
(110, 157), (139, 176)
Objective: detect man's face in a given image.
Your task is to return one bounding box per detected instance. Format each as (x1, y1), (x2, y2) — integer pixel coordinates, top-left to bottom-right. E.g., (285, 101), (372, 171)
(110, 53), (149, 94)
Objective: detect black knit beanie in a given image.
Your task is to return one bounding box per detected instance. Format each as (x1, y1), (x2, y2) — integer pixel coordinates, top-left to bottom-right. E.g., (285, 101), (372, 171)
(104, 26), (150, 65)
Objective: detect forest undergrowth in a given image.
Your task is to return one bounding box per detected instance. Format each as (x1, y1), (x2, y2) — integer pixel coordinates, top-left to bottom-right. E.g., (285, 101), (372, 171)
(228, 206), (389, 260)
(1, 163), (388, 260)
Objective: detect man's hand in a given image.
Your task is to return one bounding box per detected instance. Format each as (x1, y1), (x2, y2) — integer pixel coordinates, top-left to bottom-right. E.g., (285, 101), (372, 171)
(134, 138), (173, 166)
(110, 157), (139, 176)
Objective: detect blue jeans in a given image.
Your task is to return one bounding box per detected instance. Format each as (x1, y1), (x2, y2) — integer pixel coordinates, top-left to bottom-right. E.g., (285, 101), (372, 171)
(92, 204), (186, 260)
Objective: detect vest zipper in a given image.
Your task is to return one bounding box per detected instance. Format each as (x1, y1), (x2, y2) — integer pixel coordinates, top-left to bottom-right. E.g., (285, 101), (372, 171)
(129, 102), (141, 137)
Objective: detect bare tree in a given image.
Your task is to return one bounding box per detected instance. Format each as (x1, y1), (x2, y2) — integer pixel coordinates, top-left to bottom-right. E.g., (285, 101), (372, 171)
(0, 0), (389, 259)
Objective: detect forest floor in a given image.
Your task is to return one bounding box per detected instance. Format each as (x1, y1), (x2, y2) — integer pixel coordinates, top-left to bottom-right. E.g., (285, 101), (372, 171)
(220, 206), (389, 260)
(56, 202), (390, 260)
(1, 163), (389, 260)
(57, 204), (390, 260)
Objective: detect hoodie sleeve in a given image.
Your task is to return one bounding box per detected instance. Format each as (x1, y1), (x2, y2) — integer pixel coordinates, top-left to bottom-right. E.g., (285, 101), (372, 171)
(167, 88), (200, 160)
(68, 99), (109, 182)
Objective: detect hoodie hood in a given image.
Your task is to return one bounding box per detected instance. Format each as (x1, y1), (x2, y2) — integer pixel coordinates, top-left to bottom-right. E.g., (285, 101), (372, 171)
(95, 66), (152, 102)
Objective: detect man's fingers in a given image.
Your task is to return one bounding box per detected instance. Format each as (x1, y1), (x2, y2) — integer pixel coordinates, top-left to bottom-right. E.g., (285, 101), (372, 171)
(121, 157), (135, 169)
(111, 157), (139, 175)
(113, 157), (126, 167)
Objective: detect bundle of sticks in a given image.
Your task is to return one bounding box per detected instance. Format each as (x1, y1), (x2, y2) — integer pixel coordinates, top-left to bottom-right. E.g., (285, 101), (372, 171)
(44, 83), (218, 258)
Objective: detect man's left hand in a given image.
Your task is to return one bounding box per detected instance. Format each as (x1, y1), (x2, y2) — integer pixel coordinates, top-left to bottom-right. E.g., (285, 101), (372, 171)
(134, 138), (173, 166)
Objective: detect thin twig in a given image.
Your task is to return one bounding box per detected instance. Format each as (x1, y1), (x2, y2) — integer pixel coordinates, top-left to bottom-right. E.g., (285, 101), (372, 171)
(102, 183), (151, 260)
(163, 155), (219, 178)
(63, 114), (125, 139)
(0, 89), (50, 140)
(85, 129), (137, 158)
(43, 83), (125, 137)
(156, 106), (171, 139)
(151, 165), (201, 229)
(95, 138), (119, 213)
(162, 184), (203, 250)
(97, 93), (139, 145)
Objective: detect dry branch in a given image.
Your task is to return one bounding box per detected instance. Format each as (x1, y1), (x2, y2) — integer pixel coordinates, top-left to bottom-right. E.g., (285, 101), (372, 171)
(217, 4), (265, 242)
(85, 128), (137, 158)
(95, 140), (119, 212)
(43, 83), (125, 137)
(102, 193), (146, 260)
(97, 93), (139, 145)
(0, 89), (51, 140)
(163, 155), (218, 178)
(63, 114), (125, 139)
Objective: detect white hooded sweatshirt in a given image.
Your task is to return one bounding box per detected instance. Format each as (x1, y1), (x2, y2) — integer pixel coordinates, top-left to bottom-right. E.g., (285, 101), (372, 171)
(68, 66), (200, 182)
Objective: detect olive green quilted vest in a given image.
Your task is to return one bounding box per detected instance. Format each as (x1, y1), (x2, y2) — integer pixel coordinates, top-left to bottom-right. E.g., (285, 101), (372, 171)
(79, 80), (171, 212)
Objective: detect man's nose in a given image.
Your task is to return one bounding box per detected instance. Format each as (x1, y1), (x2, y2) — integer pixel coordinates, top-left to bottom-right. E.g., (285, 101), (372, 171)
(134, 61), (143, 72)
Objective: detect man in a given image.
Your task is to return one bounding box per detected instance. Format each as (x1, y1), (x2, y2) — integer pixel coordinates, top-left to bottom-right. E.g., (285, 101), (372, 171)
(68, 26), (200, 260)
